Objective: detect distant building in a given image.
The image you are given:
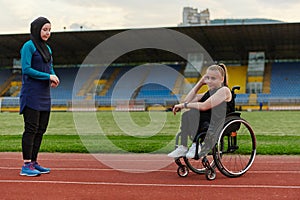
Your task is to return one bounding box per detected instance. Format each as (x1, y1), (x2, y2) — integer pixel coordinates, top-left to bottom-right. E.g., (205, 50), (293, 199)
(179, 7), (210, 26)
(179, 7), (283, 26)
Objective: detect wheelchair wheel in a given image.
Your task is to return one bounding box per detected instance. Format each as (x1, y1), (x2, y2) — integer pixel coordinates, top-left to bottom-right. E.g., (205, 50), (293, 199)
(184, 151), (215, 174)
(205, 168), (216, 180)
(213, 116), (256, 178)
(177, 165), (189, 177)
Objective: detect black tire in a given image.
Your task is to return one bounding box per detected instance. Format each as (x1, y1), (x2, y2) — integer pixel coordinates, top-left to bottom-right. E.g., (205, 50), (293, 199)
(213, 116), (256, 178)
(205, 168), (216, 180)
(177, 165), (189, 177)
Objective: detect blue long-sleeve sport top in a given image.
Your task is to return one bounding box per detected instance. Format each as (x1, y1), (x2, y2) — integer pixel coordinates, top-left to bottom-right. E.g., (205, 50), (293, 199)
(19, 40), (56, 114)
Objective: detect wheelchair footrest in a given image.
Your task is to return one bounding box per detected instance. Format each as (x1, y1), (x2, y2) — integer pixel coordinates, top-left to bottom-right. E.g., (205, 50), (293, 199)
(174, 157), (185, 168)
(202, 156), (213, 171)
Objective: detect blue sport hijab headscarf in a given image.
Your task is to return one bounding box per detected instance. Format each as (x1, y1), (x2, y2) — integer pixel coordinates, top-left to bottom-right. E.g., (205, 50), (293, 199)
(30, 17), (51, 63)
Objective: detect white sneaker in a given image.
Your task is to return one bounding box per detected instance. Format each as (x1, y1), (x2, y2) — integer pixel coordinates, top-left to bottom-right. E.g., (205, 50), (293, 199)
(186, 143), (201, 159)
(168, 145), (188, 158)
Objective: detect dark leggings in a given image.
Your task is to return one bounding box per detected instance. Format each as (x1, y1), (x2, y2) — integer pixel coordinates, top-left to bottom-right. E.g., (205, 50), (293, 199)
(22, 107), (50, 161)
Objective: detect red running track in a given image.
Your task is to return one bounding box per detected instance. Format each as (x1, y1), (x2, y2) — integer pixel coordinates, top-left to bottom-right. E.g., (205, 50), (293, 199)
(0, 152), (299, 200)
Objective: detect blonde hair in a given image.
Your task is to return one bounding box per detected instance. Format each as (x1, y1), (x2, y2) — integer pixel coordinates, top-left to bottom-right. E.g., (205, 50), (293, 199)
(207, 63), (229, 86)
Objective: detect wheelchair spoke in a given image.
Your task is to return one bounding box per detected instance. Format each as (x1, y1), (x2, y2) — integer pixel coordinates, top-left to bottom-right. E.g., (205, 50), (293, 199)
(214, 117), (256, 177)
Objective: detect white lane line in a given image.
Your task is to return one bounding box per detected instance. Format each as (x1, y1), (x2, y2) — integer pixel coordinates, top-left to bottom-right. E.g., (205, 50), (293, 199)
(0, 180), (299, 189)
(1, 167), (300, 174)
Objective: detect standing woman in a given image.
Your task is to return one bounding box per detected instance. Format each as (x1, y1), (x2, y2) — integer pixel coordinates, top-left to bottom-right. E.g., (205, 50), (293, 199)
(19, 17), (59, 176)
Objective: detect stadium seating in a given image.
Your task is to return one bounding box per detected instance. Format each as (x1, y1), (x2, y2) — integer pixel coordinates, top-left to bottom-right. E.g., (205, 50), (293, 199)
(227, 65), (247, 94)
(0, 69), (14, 96)
(135, 64), (181, 105)
(95, 64), (182, 106)
(256, 62), (300, 104)
(2, 62), (300, 110)
(269, 62), (300, 97)
(50, 67), (79, 105)
(0, 69), (12, 85)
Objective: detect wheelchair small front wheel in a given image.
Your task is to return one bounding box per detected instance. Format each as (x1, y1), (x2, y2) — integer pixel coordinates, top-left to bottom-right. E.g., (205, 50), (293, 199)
(177, 165), (189, 177)
(205, 168), (216, 180)
(183, 132), (216, 175)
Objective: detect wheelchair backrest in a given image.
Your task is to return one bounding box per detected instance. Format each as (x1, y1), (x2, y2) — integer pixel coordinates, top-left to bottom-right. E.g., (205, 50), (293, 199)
(227, 85), (240, 113)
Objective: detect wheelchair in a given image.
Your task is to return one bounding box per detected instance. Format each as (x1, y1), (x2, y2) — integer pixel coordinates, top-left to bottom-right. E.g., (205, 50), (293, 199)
(173, 86), (256, 180)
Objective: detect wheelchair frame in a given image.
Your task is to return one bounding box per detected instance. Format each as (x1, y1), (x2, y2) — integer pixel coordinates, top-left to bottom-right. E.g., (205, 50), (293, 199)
(173, 86), (257, 180)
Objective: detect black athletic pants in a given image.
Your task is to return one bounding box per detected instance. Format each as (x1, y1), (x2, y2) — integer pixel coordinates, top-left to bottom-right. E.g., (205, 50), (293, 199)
(22, 107), (50, 161)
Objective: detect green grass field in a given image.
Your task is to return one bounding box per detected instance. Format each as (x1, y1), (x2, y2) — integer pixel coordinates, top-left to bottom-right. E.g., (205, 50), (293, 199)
(0, 111), (299, 154)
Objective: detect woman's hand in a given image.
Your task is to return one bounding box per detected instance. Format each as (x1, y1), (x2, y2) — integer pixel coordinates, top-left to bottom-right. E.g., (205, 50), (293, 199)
(172, 103), (184, 115)
(50, 75), (60, 88)
(199, 74), (207, 86)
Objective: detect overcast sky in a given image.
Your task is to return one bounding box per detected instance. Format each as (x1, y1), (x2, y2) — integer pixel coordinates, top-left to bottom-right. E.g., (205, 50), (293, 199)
(1, 0), (300, 34)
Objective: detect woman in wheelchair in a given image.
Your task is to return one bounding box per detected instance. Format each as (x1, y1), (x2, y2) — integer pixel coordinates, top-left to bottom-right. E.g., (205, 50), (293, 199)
(168, 63), (232, 159)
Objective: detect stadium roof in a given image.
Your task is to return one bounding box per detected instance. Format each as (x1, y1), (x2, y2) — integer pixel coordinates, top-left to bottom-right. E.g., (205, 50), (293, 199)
(0, 22), (299, 67)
